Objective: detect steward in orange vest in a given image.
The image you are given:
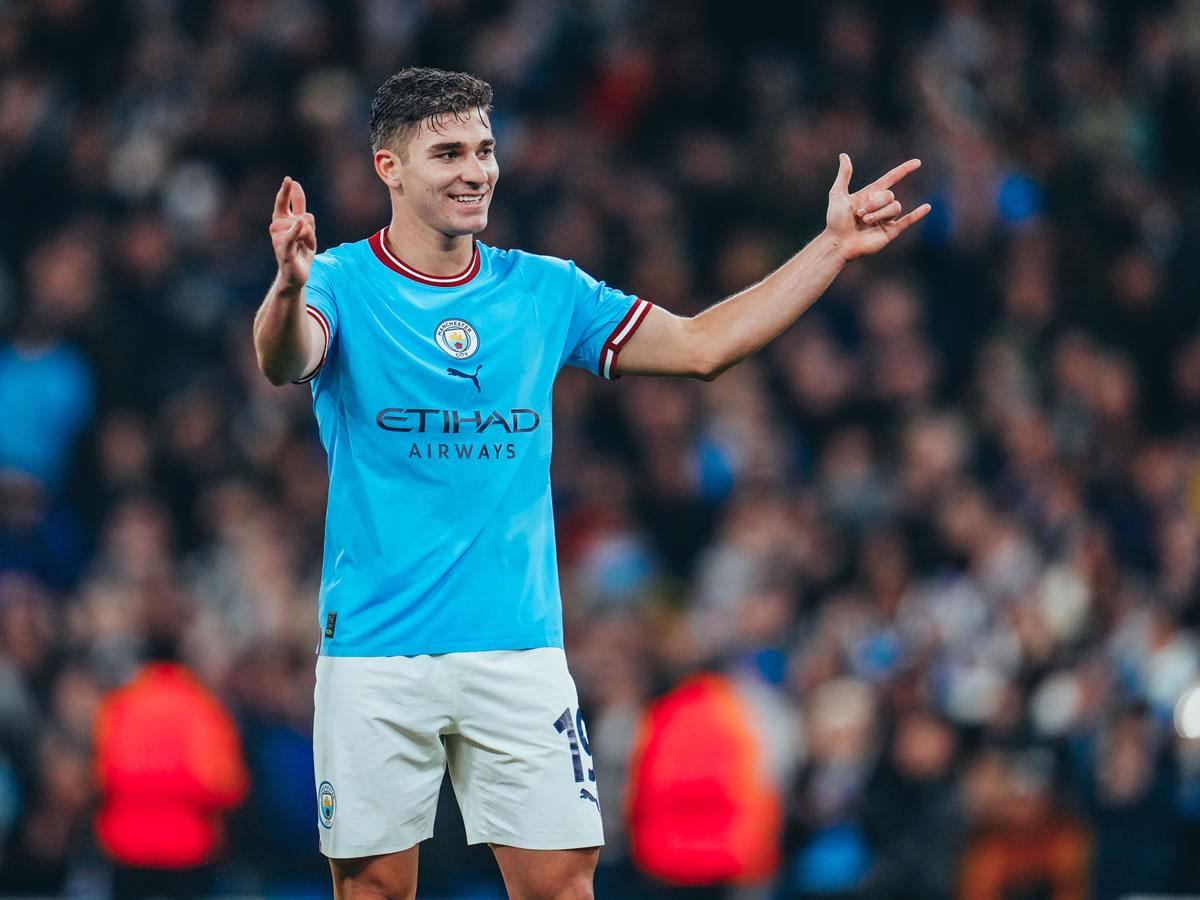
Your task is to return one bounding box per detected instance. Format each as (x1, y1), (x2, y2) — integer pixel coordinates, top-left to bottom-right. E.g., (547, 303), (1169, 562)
(94, 647), (248, 897)
(627, 672), (783, 887)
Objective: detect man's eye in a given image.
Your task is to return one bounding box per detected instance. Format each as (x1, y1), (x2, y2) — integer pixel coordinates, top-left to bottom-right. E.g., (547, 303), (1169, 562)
(440, 152), (458, 159)
(480, 148), (494, 157)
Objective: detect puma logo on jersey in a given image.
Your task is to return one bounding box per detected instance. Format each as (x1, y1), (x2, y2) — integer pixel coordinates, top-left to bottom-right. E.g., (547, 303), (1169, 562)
(447, 364), (482, 393)
(579, 788), (600, 809)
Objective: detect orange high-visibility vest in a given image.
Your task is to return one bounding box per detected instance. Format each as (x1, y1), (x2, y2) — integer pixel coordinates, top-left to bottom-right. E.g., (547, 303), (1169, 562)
(627, 672), (783, 885)
(94, 663), (249, 869)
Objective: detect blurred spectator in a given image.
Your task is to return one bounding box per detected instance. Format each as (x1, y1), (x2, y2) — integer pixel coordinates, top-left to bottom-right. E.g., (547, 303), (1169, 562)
(957, 749), (1089, 900)
(863, 710), (964, 900)
(223, 640), (328, 895)
(93, 630), (248, 899)
(0, 232), (96, 492)
(628, 672), (784, 894)
(1075, 708), (1179, 900)
(783, 677), (880, 898)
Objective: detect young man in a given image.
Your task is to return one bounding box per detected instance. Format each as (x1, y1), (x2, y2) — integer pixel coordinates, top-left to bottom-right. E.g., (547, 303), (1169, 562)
(253, 67), (929, 899)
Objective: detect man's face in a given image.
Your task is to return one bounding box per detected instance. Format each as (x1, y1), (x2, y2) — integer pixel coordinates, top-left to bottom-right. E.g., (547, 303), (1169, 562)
(388, 109), (498, 237)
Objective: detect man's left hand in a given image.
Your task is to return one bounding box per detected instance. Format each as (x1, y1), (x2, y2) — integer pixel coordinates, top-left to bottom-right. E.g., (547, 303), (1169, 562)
(826, 153), (931, 261)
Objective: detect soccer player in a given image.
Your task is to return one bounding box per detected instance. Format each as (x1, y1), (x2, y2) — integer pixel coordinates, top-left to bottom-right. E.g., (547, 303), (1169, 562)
(253, 67), (929, 899)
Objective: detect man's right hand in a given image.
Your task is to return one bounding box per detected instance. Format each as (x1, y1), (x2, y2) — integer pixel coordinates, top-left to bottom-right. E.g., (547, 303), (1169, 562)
(271, 176), (317, 292)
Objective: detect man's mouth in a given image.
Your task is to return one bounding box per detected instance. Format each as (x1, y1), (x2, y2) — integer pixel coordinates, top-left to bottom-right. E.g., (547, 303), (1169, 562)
(451, 193), (486, 205)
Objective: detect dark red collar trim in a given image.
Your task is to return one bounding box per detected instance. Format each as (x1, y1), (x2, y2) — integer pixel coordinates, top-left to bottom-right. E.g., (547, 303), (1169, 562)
(368, 228), (480, 287)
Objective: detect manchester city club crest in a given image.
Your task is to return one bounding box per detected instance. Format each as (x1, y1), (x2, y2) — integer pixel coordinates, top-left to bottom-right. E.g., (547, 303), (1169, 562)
(435, 318), (479, 359)
(318, 780), (336, 828)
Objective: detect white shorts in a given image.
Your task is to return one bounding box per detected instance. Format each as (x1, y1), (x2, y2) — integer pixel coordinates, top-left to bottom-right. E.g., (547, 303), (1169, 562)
(313, 647), (604, 858)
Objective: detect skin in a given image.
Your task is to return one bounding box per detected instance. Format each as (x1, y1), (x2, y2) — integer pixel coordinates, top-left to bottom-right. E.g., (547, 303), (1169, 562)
(253, 109), (499, 385)
(617, 152), (931, 379)
(373, 109), (498, 276)
(253, 105), (930, 900)
(254, 111), (929, 385)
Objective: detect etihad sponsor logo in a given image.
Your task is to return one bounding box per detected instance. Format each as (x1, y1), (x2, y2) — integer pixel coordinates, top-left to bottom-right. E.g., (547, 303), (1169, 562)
(376, 408), (540, 434)
(408, 442), (516, 460)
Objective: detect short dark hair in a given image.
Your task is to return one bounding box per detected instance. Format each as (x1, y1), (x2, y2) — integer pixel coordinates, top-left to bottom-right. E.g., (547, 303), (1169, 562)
(369, 67), (494, 153)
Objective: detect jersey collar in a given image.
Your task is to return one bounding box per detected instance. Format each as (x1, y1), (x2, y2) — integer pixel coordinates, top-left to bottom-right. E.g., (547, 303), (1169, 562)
(368, 227), (481, 287)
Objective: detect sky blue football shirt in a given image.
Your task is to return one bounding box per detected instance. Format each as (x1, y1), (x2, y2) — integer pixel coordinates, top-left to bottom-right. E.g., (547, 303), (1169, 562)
(299, 228), (652, 656)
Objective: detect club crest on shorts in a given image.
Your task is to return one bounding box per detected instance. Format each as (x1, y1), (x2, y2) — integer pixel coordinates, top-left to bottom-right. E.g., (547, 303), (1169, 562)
(435, 319), (479, 359)
(318, 781), (336, 828)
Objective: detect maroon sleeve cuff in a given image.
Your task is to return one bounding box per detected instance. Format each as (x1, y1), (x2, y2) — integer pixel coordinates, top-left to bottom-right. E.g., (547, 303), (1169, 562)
(292, 306), (331, 384)
(599, 298), (652, 380)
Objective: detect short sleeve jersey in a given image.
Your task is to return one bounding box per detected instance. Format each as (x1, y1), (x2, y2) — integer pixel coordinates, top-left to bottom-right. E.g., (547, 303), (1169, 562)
(301, 229), (652, 656)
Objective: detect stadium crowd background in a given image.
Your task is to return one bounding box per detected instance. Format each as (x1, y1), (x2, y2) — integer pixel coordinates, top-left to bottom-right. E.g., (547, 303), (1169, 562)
(2, 0), (1200, 897)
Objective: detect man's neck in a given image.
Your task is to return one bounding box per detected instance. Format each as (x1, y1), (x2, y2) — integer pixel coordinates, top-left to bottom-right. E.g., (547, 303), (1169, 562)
(386, 211), (474, 276)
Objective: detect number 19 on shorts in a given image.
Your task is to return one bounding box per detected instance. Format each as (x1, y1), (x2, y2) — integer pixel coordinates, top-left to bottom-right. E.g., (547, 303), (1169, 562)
(553, 707), (595, 783)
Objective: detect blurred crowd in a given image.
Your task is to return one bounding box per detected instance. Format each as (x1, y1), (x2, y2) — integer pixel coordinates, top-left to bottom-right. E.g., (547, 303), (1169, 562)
(2, 0), (1200, 897)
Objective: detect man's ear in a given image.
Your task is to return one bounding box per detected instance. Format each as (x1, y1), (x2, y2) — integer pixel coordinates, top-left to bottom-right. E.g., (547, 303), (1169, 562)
(374, 148), (404, 193)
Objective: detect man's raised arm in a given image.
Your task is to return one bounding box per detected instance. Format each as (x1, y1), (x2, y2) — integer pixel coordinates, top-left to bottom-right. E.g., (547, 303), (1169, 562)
(617, 154), (932, 381)
(253, 177), (325, 386)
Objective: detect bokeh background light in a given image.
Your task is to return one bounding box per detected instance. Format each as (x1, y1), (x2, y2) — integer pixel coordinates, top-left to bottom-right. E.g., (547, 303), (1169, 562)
(1176, 684), (1200, 740)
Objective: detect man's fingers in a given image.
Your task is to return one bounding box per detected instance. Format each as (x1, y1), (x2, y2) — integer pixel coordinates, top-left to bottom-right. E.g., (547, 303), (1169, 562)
(297, 222), (317, 252)
(888, 202), (933, 234)
(282, 219), (316, 253)
(275, 214), (317, 247)
(273, 177), (292, 220)
(833, 153), (853, 195)
(856, 189), (895, 217)
(863, 200), (902, 224)
(291, 179), (307, 216)
(271, 176), (316, 265)
(271, 214), (315, 234)
(298, 215), (316, 249)
(276, 218), (302, 252)
(870, 158), (921, 191)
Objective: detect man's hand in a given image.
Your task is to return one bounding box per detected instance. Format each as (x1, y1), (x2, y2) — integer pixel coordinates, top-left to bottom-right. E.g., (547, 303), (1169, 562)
(254, 176), (325, 385)
(826, 154), (931, 262)
(271, 176), (317, 292)
(617, 154), (934, 381)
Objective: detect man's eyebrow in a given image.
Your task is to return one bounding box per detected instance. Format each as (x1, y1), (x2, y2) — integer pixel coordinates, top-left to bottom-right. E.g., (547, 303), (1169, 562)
(427, 138), (496, 152)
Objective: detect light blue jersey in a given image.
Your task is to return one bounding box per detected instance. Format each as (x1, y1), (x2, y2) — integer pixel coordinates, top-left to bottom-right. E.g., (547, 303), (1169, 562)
(300, 228), (652, 656)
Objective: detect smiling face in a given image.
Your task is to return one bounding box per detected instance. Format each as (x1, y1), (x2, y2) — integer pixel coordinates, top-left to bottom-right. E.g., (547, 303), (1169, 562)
(375, 109), (498, 240)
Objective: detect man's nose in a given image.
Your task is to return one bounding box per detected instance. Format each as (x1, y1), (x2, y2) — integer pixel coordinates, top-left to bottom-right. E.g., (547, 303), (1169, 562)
(461, 154), (488, 185)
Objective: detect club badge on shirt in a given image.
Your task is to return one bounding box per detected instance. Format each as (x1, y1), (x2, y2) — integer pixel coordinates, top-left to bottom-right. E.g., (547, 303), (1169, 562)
(435, 319), (479, 359)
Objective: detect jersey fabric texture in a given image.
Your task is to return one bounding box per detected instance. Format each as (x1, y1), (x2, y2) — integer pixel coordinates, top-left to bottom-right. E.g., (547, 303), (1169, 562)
(301, 228), (652, 657)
